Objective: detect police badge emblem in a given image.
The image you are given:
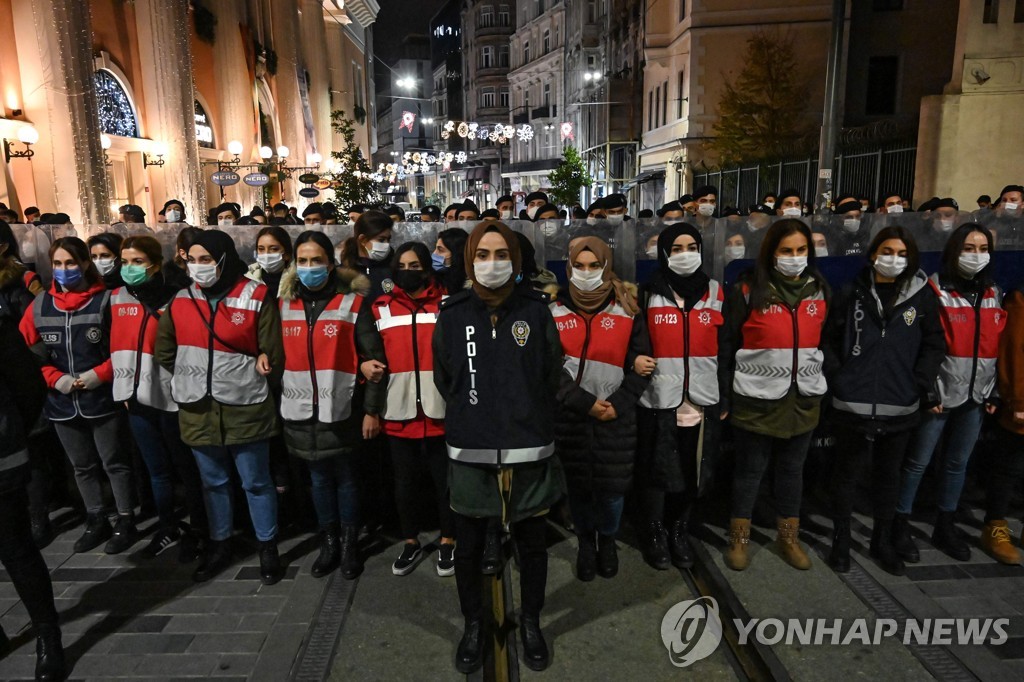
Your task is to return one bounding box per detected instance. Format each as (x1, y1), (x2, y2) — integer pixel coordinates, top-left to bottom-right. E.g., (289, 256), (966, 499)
(382, 278), (395, 294)
(85, 327), (102, 343)
(511, 321), (530, 347)
(903, 306), (917, 326)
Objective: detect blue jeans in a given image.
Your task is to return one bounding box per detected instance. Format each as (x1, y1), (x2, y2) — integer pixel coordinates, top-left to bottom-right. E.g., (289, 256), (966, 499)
(192, 441), (278, 542)
(128, 404), (207, 531)
(898, 403), (985, 514)
(306, 456), (360, 529)
(568, 491), (625, 536)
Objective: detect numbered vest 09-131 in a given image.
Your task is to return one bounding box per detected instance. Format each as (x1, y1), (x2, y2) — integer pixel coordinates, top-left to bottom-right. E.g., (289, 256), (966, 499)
(168, 278), (268, 406)
(549, 299), (634, 400)
(639, 281), (724, 409)
(280, 293), (362, 423)
(109, 287), (176, 411)
(372, 295), (446, 421)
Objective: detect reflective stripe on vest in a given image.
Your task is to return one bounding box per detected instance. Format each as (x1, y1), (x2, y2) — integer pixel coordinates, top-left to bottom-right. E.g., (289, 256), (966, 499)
(549, 300), (633, 401)
(279, 293), (362, 423)
(169, 279), (268, 406)
(109, 287), (176, 411)
(639, 281), (724, 408)
(733, 289), (827, 400)
(374, 301), (446, 421)
(447, 442), (555, 465)
(832, 398), (918, 417)
(929, 274), (1006, 407)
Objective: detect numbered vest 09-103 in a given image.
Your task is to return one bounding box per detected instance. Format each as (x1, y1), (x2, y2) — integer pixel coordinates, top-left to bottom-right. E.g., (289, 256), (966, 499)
(929, 274), (1005, 408)
(168, 279), (268, 406)
(109, 287), (176, 411)
(733, 285), (827, 401)
(549, 299), (634, 400)
(372, 295), (446, 421)
(279, 292), (362, 423)
(639, 281), (724, 409)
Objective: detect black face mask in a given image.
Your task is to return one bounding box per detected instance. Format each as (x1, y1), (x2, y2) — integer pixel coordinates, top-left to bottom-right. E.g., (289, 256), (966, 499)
(393, 269), (428, 293)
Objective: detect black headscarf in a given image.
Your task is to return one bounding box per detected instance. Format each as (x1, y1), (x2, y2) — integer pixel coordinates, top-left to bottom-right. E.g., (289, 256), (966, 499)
(191, 229), (247, 300)
(654, 222), (709, 310)
(128, 268), (181, 312)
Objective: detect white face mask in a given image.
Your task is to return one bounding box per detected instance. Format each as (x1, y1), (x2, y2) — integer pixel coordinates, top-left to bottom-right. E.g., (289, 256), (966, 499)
(937, 218), (955, 232)
(958, 252), (990, 277)
(256, 252), (285, 273)
(570, 266), (605, 292)
(218, 217), (233, 226)
(473, 259), (514, 289)
(662, 218), (682, 226)
(606, 213), (625, 224)
(815, 246), (829, 258)
(500, 210), (513, 220)
(526, 205), (540, 220)
(586, 216), (600, 225)
(93, 257), (117, 276)
(697, 203), (715, 217)
(188, 262), (220, 287)
(764, 201), (775, 209)
(886, 204), (903, 214)
(873, 254), (907, 279)
(1003, 202), (1020, 215)
(782, 207), (802, 217)
(368, 240), (391, 261)
(842, 218), (860, 234)
(667, 251), (702, 276)
(165, 209), (182, 223)
(645, 245), (659, 259)
(775, 256), (807, 278)
(725, 245), (746, 262)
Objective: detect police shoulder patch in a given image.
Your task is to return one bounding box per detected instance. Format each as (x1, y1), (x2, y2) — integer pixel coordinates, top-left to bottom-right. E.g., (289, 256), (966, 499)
(511, 320), (530, 347)
(382, 278), (395, 294)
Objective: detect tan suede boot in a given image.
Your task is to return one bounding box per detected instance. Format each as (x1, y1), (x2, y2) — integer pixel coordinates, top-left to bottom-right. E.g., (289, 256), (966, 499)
(980, 520), (1021, 565)
(776, 517), (812, 570)
(724, 518), (751, 571)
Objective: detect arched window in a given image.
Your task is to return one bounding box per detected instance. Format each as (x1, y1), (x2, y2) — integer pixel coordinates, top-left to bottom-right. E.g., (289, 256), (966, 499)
(94, 69), (139, 138)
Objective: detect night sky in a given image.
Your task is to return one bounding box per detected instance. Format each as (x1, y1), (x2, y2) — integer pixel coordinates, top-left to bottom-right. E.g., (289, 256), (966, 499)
(373, 0), (448, 65)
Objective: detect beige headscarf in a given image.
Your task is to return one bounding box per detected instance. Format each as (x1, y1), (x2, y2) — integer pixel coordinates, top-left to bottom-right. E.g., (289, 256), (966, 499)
(566, 237), (639, 315)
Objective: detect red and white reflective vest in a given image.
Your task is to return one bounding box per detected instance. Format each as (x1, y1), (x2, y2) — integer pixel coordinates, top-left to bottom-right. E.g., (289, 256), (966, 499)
(168, 278), (269, 406)
(639, 281), (724, 409)
(929, 273), (1006, 408)
(279, 292), (362, 423)
(110, 287), (176, 411)
(371, 289), (446, 423)
(549, 298), (634, 400)
(733, 283), (827, 400)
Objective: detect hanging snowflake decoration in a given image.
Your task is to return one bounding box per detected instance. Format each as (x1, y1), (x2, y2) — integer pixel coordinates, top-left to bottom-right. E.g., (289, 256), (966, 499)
(426, 154), (437, 165)
(560, 122), (575, 141)
(457, 122), (470, 137)
(517, 125), (534, 141)
(469, 122), (479, 134)
(488, 130), (499, 142)
(444, 152), (454, 163)
(441, 129), (451, 139)
(444, 120), (456, 132)
(503, 125), (515, 138)
(455, 151), (467, 163)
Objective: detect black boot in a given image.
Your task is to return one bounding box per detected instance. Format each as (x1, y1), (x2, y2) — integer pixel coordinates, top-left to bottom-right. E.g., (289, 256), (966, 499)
(104, 513), (138, 555)
(73, 513), (112, 553)
(869, 521), (906, 576)
(668, 520), (694, 569)
(339, 523), (363, 580)
(454, 618), (484, 674)
(34, 624), (65, 682)
(311, 523), (341, 578)
(31, 509), (54, 550)
(575, 531), (596, 582)
(932, 510), (971, 561)
(596, 533), (619, 578)
(829, 518), (851, 573)
(481, 526), (502, 575)
(519, 614), (550, 671)
(193, 539), (232, 582)
(178, 525), (206, 564)
(641, 521), (671, 570)
(259, 540), (283, 585)
(891, 513), (920, 563)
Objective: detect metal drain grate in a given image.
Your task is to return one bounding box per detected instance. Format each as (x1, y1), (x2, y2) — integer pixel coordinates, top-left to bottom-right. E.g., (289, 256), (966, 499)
(290, 573), (358, 681)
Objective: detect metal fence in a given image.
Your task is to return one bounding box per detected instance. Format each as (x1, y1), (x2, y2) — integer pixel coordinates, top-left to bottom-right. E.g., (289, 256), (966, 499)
(692, 145), (917, 211)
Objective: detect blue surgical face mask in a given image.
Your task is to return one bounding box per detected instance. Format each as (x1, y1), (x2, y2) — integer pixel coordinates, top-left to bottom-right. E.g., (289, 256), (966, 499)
(54, 267), (83, 288)
(297, 265), (329, 289)
(431, 253), (448, 271)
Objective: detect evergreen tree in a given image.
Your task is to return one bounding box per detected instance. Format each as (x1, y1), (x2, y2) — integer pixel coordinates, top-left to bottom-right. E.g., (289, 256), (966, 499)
(708, 31), (814, 167)
(327, 110), (381, 207)
(547, 145), (593, 208)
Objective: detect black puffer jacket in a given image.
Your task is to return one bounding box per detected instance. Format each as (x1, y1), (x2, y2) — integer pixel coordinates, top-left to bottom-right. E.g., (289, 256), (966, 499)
(0, 313), (46, 492)
(0, 256), (35, 320)
(553, 296), (651, 496)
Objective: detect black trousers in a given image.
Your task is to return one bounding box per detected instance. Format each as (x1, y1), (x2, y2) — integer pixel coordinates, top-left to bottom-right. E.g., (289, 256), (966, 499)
(730, 427), (814, 519)
(985, 427), (1024, 522)
(830, 425), (912, 522)
(0, 486), (58, 628)
(454, 513), (547, 621)
(388, 435), (453, 540)
(641, 424), (700, 525)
